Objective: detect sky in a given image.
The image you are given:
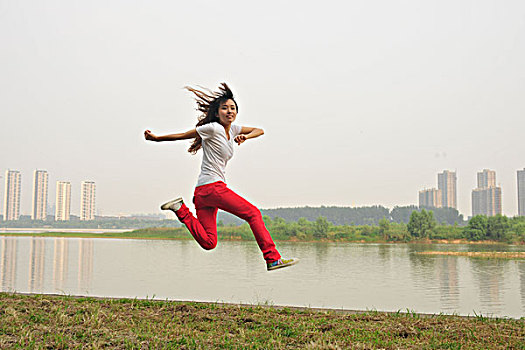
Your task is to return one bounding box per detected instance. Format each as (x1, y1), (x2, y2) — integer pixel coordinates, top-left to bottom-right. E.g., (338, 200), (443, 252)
(1, 0), (524, 218)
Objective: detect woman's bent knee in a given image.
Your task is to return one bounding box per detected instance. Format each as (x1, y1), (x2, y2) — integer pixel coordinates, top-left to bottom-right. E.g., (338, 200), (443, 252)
(200, 240), (217, 250)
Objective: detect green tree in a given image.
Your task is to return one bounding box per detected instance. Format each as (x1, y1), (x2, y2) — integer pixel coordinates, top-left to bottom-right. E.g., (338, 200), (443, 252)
(407, 209), (436, 238)
(297, 217), (310, 226)
(465, 215), (488, 241)
(378, 217), (390, 238)
(508, 216), (525, 243)
(313, 216), (330, 238)
(486, 215), (510, 241)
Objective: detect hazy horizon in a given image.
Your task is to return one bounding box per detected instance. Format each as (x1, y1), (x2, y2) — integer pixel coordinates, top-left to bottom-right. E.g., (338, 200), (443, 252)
(1, 0), (524, 218)
(1, 166), (524, 219)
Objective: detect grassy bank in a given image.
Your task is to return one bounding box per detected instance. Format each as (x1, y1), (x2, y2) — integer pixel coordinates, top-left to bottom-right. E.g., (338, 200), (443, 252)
(0, 293), (523, 349)
(417, 251), (525, 259)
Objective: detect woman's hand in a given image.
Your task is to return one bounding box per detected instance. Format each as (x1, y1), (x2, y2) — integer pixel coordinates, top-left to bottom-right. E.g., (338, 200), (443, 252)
(144, 130), (158, 142)
(234, 134), (247, 145)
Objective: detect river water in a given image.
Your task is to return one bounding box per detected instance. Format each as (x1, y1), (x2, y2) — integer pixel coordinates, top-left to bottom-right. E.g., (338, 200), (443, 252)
(1, 236), (524, 318)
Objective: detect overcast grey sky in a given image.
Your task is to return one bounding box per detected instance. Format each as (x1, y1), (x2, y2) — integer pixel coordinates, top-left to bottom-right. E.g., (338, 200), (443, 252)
(1, 0), (524, 217)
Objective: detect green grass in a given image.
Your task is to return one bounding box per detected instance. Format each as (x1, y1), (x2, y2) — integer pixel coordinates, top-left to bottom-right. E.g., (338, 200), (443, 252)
(0, 293), (523, 349)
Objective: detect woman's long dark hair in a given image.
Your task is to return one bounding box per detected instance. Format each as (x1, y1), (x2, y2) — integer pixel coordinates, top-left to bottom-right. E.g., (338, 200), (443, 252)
(185, 82), (238, 154)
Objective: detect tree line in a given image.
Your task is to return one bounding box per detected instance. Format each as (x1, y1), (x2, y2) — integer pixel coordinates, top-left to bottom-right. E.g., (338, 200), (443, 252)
(218, 205), (464, 226)
(406, 210), (525, 243)
(1, 205), (464, 229)
(214, 211), (525, 244)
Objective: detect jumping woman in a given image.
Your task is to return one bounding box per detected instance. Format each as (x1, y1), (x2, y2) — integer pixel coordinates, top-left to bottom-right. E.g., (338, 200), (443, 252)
(144, 83), (298, 271)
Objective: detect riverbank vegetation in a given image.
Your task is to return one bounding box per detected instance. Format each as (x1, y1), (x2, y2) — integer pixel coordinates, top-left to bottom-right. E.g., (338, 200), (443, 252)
(131, 212), (521, 244)
(257, 211), (525, 244)
(2, 212), (525, 245)
(0, 293), (523, 349)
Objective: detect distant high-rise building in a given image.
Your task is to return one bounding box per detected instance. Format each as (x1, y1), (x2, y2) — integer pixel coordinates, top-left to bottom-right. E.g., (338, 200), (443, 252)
(80, 181), (96, 221)
(418, 188), (442, 208)
(437, 170), (457, 209)
(55, 181), (71, 221)
(472, 187), (502, 217)
(3, 170), (22, 221)
(472, 169), (502, 217)
(31, 170), (48, 221)
(477, 169), (496, 189)
(518, 169), (525, 216)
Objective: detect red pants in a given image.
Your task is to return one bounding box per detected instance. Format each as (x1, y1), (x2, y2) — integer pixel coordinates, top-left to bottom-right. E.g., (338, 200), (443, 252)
(175, 181), (281, 263)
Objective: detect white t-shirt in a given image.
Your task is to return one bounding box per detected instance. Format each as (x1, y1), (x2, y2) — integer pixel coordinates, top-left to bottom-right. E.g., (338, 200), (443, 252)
(195, 122), (242, 187)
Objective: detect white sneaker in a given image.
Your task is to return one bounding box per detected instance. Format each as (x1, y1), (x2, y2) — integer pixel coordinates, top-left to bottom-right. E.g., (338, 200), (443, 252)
(160, 197), (184, 212)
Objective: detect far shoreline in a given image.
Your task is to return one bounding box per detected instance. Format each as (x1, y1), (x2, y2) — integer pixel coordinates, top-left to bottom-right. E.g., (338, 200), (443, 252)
(0, 231), (522, 246)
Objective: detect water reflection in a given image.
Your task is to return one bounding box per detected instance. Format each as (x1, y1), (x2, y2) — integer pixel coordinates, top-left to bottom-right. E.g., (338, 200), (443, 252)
(28, 238), (45, 292)
(53, 238), (69, 291)
(437, 257), (459, 311)
(313, 243), (330, 267)
(377, 244), (392, 263)
(0, 238), (17, 291)
(0, 237), (95, 295)
(408, 244), (516, 315)
(520, 262), (525, 311)
(78, 240), (93, 292)
(408, 245), (437, 278)
(471, 258), (509, 315)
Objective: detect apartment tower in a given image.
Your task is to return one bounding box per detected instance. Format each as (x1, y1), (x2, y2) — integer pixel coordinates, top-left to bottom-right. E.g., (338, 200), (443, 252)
(472, 169), (502, 217)
(55, 181), (71, 221)
(477, 169), (496, 189)
(518, 169), (525, 216)
(3, 170), (21, 221)
(80, 181), (96, 221)
(418, 188), (442, 208)
(437, 170), (457, 209)
(31, 170), (48, 220)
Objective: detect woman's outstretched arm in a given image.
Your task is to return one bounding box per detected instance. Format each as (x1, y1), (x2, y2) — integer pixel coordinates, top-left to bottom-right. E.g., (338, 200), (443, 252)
(144, 129), (198, 142)
(234, 126), (264, 145)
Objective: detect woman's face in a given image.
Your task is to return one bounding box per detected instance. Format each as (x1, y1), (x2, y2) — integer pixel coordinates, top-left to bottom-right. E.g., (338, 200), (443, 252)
(217, 99), (237, 126)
